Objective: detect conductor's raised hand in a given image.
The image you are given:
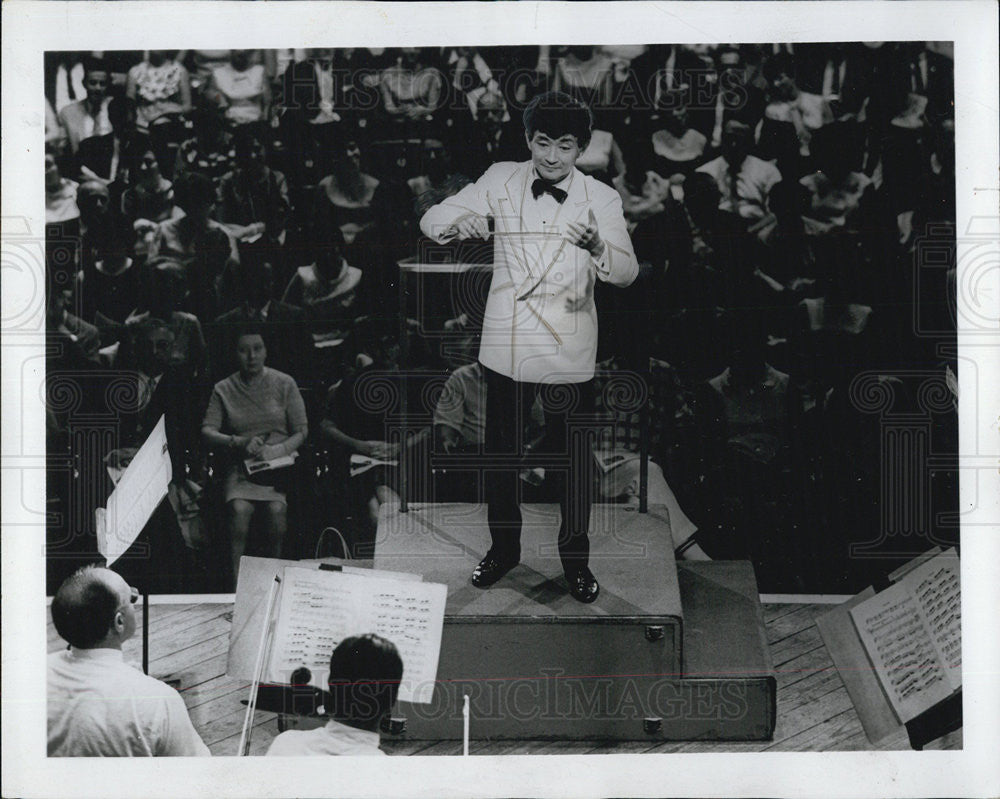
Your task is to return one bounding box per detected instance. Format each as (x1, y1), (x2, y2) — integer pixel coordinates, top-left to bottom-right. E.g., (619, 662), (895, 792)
(565, 208), (605, 258)
(452, 213), (491, 240)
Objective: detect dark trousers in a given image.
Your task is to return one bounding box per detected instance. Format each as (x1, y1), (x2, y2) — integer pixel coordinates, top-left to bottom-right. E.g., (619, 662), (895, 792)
(482, 363), (596, 573)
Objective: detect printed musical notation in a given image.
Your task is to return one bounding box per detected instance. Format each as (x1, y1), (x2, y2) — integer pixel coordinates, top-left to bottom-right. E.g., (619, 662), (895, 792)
(266, 567), (447, 705)
(850, 549), (961, 723)
(915, 564), (961, 671)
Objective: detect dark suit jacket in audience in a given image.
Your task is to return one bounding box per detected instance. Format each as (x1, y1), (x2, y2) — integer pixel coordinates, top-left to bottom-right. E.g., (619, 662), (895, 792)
(77, 133), (122, 182)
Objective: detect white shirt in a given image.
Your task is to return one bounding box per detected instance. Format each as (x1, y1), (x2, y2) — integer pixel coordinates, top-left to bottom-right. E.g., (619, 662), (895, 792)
(529, 168), (574, 227)
(266, 718), (385, 756)
(47, 647), (210, 757)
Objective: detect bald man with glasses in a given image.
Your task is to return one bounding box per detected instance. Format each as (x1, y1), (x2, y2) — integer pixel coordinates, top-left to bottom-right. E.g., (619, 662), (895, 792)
(47, 565), (210, 757)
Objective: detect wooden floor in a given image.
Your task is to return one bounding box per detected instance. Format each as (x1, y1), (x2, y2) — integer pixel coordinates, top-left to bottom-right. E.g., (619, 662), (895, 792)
(46, 601), (961, 756)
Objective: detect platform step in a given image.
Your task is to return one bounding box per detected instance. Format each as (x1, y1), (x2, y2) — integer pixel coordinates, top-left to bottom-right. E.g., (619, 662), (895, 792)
(370, 503), (774, 741)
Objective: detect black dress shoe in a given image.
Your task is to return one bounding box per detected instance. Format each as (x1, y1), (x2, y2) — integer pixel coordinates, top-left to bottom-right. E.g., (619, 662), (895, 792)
(565, 566), (600, 603)
(471, 552), (518, 588)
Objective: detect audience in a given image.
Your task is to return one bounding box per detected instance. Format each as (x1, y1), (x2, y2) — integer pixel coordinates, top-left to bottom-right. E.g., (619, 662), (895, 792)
(43, 43), (956, 594)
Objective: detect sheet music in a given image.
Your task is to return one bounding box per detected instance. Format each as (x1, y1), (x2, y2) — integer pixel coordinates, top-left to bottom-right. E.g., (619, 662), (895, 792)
(850, 549), (961, 723)
(267, 566), (447, 704)
(905, 549), (962, 676)
(96, 415), (172, 565)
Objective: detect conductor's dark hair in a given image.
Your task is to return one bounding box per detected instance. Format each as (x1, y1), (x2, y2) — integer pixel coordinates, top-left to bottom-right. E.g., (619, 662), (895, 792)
(51, 565), (120, 649)
(522, 91), (593, 151)
(326, 634), (403, 728)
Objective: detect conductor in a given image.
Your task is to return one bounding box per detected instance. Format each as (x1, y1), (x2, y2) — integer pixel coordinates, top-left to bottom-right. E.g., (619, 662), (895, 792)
(420, 91), (639, 602)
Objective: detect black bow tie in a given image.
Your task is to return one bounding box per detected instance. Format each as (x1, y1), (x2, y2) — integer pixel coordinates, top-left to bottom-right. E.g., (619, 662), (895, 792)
(531, 178), (567, 204)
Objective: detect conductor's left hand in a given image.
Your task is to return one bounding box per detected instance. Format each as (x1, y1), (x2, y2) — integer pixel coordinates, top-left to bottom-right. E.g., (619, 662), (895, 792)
(565, 208), (606, 259)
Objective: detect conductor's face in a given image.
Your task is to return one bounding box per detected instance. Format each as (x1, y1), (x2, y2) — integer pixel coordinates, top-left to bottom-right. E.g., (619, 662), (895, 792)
(526, 131), (582, 184)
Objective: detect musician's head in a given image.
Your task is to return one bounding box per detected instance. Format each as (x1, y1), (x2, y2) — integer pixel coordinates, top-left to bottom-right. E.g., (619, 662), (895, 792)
(326, 634), (403, 732)
(523, 91), (593, 183)
(51, 565), (139, 651)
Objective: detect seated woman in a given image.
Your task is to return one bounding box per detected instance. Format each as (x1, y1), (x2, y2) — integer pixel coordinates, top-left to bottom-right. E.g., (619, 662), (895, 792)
(758, 53), (833, 179)
(547, 45), (617, 115)
(379, 48), (445, 130)
(314, 140), (380, 260)
(201, 324), (308, 583)
(77, 226), (142, 346)
(319, 318), (430, 552)
(184, 49), (240, 93)
(120, 134), (175, 230)
(646, 94), (708, 181)
(282, 225), (363, 335)
(126, 50), (192, 131)
(211, 259), (310, 385)
(216, 124), (291, 253)
(798, 123), (871, 237)
(119, 258), (209, 390)
(206, 49), (271, 127)
(795, 123), (872, 286)
(148, 171), (240, 322)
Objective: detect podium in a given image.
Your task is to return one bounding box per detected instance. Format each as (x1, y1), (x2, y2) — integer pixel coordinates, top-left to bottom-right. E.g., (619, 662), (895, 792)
(373, 501), (776, 741)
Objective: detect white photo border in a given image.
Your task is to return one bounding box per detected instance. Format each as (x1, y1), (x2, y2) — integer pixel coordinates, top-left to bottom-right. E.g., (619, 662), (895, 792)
(3, 2), (998, 797)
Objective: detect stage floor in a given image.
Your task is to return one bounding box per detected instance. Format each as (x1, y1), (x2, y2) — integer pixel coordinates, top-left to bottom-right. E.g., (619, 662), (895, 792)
(46, 599), (961, 755)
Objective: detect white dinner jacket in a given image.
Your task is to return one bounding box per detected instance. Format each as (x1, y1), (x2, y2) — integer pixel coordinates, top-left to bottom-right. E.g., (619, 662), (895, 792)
(420, 161), (638, 384)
